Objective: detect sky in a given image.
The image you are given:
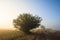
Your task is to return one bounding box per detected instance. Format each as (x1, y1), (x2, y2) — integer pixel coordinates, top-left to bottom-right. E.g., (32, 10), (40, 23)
(0, 0), (60, 30)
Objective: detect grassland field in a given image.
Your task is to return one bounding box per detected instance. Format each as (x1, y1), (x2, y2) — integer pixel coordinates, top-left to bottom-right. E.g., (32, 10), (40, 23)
(0, 29), (60, 40)
(0, 30), (25, 40)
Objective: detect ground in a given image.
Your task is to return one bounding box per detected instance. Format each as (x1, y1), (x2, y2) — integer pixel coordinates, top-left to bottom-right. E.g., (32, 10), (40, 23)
(0, 29), (60, 40)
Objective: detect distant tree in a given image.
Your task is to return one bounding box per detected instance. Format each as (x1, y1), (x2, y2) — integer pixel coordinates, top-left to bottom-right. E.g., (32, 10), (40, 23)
(41, 25), (45, 30)
(13, 13), (42, 34)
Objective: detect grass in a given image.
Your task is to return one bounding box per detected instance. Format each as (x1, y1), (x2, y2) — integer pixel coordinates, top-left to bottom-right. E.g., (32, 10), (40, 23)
(0, 29), (60, 40)
(0, 30), (24, 40)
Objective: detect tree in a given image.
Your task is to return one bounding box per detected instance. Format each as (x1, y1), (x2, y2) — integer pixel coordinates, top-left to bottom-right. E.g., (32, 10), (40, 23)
(13, 13), (42, 34)
(41, 25), (45, 30)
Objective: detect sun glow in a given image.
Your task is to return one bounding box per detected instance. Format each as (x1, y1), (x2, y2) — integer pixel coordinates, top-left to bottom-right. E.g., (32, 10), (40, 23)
(0, 0), (29, 30)
(0, 1), (15, 29)
(0, 12), (14, 29)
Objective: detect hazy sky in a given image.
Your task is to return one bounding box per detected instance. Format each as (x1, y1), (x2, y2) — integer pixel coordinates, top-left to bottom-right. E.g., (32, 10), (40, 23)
(0, 0), (60, 30)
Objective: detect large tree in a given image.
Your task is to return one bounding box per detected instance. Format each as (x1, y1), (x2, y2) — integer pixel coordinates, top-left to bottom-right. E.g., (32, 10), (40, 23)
(13, 13), (42, 34)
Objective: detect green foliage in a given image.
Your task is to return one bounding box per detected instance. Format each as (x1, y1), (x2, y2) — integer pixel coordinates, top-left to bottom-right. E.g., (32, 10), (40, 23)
(13, 13), (42, 34)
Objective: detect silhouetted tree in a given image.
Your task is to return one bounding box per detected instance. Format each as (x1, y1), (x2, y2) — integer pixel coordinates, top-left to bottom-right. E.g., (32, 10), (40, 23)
(13, 13), (42, 34)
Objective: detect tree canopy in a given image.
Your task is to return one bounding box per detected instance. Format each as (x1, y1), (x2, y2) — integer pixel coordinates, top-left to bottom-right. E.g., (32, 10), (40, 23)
(13, 13), (42, 34)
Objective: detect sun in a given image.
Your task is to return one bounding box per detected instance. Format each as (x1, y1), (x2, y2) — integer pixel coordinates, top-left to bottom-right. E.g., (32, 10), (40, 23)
(0, 13), (9, 24)
(0, 13), (13, 29)
(0, 6), (15, 29)
(0, 0), (28, 30)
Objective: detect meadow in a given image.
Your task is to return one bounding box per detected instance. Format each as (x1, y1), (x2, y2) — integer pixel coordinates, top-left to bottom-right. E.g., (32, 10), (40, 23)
(0, 30), (25, 40)
(0, 29), (60, 40)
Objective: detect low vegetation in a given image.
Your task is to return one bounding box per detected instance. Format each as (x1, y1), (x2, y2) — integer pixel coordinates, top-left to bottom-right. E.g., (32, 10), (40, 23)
(0, 29), (60, 40)
(0, 30), (26, 40)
